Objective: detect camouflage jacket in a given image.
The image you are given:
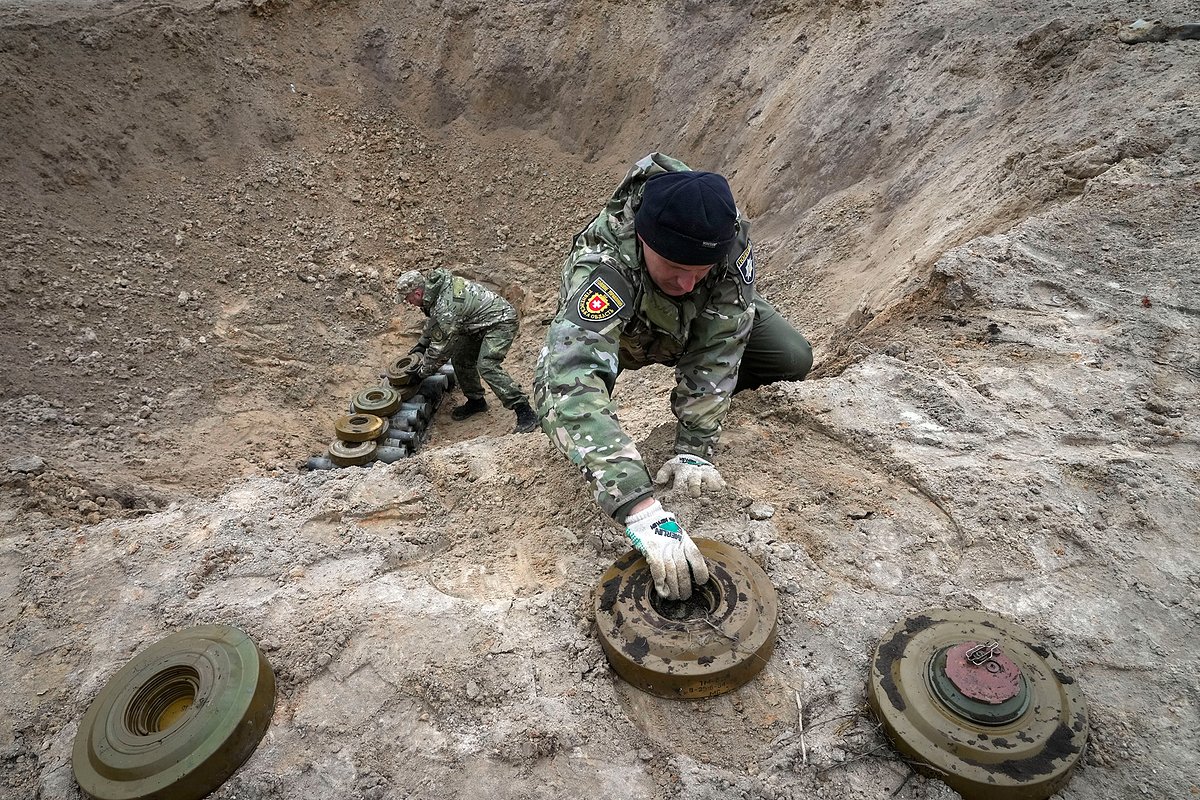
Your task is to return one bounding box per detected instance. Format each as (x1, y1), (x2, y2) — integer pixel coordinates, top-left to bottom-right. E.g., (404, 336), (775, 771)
(534, 153), (757, 520)
(416, 268), (518, 373)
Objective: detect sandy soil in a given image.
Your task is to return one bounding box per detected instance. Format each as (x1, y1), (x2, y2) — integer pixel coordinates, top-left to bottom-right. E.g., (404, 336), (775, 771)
(1, 0), (1198, 798)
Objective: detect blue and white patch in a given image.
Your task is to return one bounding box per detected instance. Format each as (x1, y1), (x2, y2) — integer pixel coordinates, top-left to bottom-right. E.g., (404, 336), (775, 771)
(734, 245), (755, 285)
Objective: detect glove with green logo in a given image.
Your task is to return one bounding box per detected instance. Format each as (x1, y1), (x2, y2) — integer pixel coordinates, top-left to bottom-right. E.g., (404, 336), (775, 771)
(655, 454), (727, 498)
(624, 500), (710, 600)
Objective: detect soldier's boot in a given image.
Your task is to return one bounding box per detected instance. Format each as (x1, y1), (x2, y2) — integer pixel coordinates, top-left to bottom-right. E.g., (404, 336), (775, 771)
(451, 397), (488, 421)
(512, 402), (539, 434)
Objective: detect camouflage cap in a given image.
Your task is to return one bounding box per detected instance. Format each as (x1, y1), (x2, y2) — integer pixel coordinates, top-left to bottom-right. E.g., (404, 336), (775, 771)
(396, 270), (425, 296)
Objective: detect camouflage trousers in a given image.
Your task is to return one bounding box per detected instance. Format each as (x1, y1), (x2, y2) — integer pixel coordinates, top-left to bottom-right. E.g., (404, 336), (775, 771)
(450, 320), (529, 409)
(614, 297), (811, 389)
(734, 297), (813, 392)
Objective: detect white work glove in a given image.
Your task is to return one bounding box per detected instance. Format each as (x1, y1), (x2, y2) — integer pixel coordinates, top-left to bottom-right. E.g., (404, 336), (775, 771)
(624, 500), (710, 600)
(655, 454), (726, 497)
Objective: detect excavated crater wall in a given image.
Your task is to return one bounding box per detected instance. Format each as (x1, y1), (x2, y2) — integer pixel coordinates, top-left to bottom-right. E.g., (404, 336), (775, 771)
(5, 1), (1187, 320)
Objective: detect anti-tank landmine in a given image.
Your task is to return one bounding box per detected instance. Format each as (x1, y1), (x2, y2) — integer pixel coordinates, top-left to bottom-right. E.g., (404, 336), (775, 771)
(593, 540), (779, 698)
(72, 626), (275, 800)
(867, 609), (1088, 799)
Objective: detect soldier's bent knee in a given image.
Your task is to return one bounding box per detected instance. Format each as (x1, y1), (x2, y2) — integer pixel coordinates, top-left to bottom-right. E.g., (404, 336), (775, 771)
(785, 339), (814, 381)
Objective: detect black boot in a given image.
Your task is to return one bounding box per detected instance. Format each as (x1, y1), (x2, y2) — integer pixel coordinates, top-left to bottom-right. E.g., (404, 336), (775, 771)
(512, 402), (539, 434)
(451, 397), (488, 421)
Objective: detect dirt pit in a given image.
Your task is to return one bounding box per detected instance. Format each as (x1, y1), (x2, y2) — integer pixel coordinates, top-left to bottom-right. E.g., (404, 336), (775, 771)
(1, 1), (1198, 798)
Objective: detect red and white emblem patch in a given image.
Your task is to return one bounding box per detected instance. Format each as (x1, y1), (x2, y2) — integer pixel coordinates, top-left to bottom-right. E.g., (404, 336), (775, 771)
(577, 276), (626, 321)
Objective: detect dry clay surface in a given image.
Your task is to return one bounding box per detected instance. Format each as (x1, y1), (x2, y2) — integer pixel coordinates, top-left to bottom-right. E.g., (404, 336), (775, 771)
(1, 1), (1198, 799)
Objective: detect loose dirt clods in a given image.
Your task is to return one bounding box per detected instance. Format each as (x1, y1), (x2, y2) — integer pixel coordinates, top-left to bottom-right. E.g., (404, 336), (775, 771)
(1, 1), (1197, 799)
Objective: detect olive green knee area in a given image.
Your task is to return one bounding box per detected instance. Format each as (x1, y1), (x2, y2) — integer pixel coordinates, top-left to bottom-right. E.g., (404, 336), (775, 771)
(735, 297), (812, 393)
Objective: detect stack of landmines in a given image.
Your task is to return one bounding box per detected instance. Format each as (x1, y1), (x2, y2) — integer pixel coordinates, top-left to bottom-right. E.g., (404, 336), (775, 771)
(305, 355), (456, 470)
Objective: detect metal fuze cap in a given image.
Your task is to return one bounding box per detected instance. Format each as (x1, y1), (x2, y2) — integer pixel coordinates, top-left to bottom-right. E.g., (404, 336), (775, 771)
(635, 171), (737, 266)
(396, 270), (425, 296)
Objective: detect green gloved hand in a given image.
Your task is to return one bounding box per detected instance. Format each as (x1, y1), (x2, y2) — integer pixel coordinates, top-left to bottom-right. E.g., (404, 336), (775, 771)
(655, 454), (726, 498)
(624, 500), (709, 600)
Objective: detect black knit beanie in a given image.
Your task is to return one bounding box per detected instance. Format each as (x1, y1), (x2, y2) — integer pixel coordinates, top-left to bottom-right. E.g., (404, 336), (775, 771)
(634, 171), (737, 265)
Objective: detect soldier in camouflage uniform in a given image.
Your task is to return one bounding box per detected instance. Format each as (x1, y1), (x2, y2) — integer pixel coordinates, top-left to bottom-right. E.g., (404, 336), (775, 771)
(534, 153), (812, 600)
(396, 268), (539, 434)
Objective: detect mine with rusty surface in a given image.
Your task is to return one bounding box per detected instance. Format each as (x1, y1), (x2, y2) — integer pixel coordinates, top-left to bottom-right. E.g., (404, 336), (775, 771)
(593, 539), (777, 698)
(867, 609), (1088, 800)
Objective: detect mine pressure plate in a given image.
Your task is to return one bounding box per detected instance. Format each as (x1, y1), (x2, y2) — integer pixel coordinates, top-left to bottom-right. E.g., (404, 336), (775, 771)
(866, 609), (1088, 800)
(351, 386), (402, 417)
(594, 539), (777, 699)
(72, 625), (275, 800)
(334, 413), (387, 442)
(328, 439), (377, 467)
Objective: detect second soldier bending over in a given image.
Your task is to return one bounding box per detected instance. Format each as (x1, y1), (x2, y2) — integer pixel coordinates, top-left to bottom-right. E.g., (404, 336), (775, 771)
(396, 268), (539, 434)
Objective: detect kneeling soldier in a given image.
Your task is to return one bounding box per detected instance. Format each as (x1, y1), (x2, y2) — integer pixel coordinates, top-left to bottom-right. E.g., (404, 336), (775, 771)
(534, 154), (813, 599)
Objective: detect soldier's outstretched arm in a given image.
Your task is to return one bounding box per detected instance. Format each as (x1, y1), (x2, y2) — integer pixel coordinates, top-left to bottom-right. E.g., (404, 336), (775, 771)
(534, 264), (652, 521)
(672, 271), (755, 459)
(418, 338), (456, 377)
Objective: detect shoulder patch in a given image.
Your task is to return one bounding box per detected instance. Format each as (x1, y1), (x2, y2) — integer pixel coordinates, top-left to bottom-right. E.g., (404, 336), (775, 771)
(566, 266), (635, 330)
(734, 245), (755, 285)
(577, 276), (626, 321)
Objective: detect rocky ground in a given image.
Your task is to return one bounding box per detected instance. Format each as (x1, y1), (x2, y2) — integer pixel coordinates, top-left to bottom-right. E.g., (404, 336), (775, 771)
(1, 0), (1198, 798)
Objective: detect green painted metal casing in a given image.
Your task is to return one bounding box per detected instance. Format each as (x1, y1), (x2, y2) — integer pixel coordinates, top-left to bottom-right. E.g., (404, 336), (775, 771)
(867, 609), (1088, 800)
(72, 625), (276, 800)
